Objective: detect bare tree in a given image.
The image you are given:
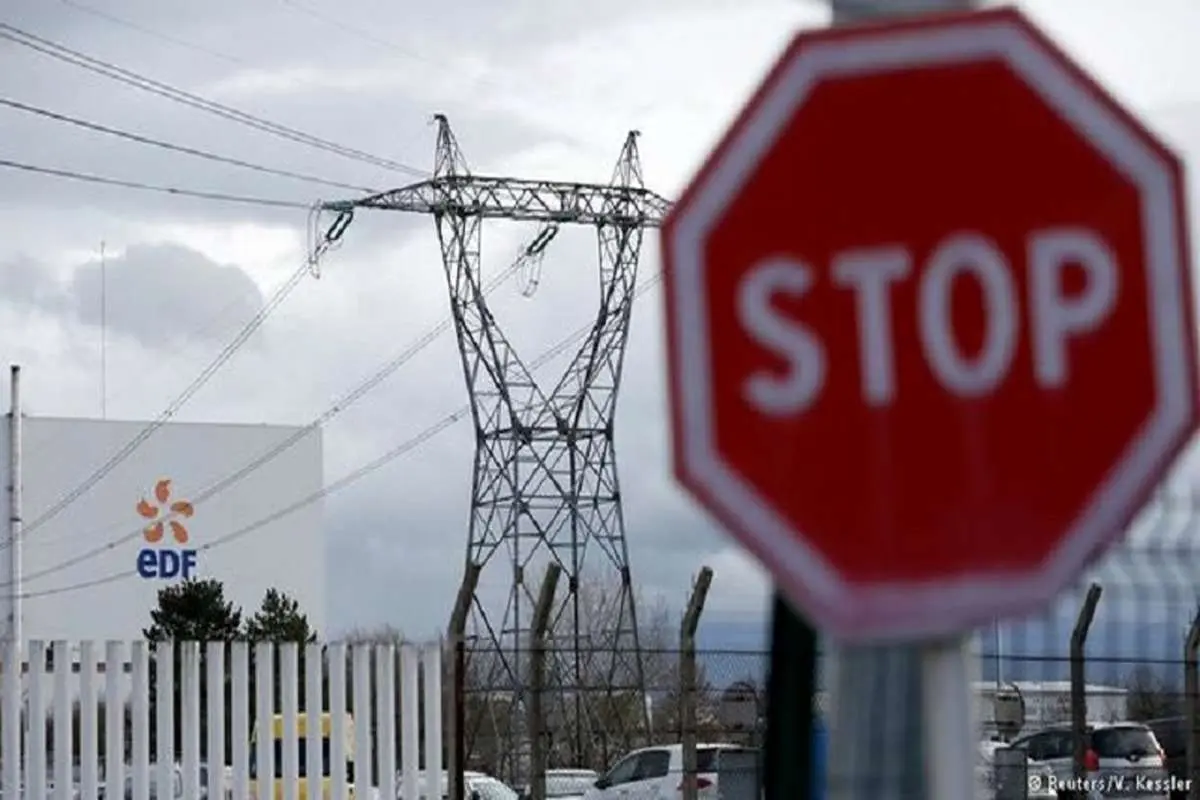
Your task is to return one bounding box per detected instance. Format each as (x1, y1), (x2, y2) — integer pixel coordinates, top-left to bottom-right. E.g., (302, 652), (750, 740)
(461, 567), (700, 772)
(1125, 666), (1182, 721)
(339, 625), (405, 645)
(325, 625), (412, 782)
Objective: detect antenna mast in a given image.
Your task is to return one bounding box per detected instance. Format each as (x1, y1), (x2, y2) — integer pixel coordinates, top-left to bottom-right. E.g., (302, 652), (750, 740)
(100, 241), (107, 418)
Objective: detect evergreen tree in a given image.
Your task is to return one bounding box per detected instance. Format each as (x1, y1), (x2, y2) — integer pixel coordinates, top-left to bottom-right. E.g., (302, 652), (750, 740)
(144, 578), (244, 762)
(245, 589), (316, 643)
(245, 588), (318, 714)
(143, 578), (244, 642)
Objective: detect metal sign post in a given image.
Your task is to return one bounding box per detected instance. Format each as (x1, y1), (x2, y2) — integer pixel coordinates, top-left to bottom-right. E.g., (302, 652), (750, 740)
(763, 594), (818, 800)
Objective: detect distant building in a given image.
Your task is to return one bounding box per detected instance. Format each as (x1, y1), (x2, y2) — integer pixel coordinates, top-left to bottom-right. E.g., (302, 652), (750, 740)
(808, 680), (1128, 740)
(975, 680), (1128, 737)
(0, 415), (326, 648)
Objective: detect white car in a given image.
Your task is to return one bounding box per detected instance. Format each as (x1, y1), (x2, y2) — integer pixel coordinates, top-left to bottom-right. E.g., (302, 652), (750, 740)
(1009, 722), (1171, 799)
(540, 769), (599, 800)
(581, 743), (752, 800)
(396, 770), (519, 800)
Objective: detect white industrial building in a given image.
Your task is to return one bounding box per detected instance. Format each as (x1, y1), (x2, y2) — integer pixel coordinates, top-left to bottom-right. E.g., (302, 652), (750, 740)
(975, 680), (1129, 733)
(0, 413), (326, 647)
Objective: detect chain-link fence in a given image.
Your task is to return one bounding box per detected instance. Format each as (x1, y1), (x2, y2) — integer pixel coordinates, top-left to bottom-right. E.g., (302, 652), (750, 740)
(968, 483), (1200, 800)
(446, 482), (1200, 798)
(453, 641), (773, 787)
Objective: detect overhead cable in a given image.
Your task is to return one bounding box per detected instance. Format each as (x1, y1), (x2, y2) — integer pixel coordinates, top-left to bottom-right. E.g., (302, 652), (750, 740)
(58, 0), (248, 66)
(0, 97), (377, 193)
(11, 271), (664, 595)
(0, 22), (425, 177)
(10, 209), (354, 543)
(0, 157), (314, 209)
(7, 227), (542, 558)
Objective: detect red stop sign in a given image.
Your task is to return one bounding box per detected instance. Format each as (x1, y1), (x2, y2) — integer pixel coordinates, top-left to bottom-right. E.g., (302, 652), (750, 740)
(661, 8), (1199, 641)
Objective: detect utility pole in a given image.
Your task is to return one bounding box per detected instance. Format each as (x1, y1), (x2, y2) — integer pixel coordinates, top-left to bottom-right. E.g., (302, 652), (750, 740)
(7, 364), (22, 650)
(100, 241), (107, 419)
(7, 364), (25, 796)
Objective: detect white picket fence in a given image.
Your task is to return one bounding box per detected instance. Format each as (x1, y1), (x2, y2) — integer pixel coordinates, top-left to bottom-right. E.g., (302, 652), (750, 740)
(0, 640), (445, 800)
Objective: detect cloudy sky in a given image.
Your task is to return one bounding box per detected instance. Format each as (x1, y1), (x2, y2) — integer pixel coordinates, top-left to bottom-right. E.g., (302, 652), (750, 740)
(2, 0), (1200, 640)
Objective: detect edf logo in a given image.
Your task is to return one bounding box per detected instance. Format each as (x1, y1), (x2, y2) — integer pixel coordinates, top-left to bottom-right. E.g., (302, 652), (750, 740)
(135, 478), (198, 580)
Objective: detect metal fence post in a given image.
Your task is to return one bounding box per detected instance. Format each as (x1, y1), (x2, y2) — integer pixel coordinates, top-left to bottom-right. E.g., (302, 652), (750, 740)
(528, 565), (562, 800)
(1070, 583), (1102, 795)
(1185, 609), (1200, 800)
(447, 564), (481, 800)
(680, 567), (713, 800)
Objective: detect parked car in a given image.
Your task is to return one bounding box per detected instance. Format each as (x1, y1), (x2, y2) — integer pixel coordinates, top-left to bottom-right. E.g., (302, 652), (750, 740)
(527, 769), (598, 800)
(397, 769), (520, 800)
(977, 740), (1056, 799)
(580, 743), (753, 800)
(463, 773), (521, 800)
(1144, 717), (1188, 800)
(1009, 722), (1171, 798)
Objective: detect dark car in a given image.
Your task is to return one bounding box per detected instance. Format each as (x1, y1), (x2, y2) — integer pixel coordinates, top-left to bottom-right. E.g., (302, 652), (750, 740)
(1145, 717), (1188, 800)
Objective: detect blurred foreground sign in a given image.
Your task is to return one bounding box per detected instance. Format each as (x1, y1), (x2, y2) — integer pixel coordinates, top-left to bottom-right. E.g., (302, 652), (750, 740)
(661, 7), (1199, 642)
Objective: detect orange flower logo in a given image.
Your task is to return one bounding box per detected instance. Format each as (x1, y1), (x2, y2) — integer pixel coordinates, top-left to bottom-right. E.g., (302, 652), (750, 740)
(136, 479), (194, 544)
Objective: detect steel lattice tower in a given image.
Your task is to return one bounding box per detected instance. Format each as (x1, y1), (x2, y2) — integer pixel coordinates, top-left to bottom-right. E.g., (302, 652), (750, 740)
(323, 115), (671, 775)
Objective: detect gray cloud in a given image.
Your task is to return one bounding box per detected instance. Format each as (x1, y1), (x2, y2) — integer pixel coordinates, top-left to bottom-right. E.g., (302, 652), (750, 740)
(1, 0), (1198, 640)
(0, 243), (266, 351)
(70, 242), (265, 349)
(0, 0), (616, 231)
(0, 254), (65, 312)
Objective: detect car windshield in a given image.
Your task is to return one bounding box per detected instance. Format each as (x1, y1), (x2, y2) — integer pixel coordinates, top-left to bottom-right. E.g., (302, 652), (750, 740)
(546, 774), (596, 797)
(697, 747), (754, 772)
(1149, 719), (1186, 755)
(1092, 727), (1160, 759)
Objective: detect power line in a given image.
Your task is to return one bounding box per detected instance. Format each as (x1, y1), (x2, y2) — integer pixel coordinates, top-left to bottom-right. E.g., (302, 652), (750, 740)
(0, 22), (426, 177)
(272, 1), (623, 160)
(11, 271), (664, 595)
(7, 213), (352, 546)
(0, 157), (313, 210)
(22, 291), (290, 466)
(5, 236), (529, 558)
(56, 0), (437, 141)
(0, 97), (376, 193)
(278, 0), (435, 66)
(19, 410), (466, 600)
(58, 0), (248, 66)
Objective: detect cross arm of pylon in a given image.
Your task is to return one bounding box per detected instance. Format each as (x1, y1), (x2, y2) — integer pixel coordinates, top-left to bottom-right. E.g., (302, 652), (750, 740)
(320, 175), (672, 226)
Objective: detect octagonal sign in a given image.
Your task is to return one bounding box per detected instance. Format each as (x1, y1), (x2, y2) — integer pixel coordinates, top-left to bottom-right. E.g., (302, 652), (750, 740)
(661, 7), (1198, 641)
